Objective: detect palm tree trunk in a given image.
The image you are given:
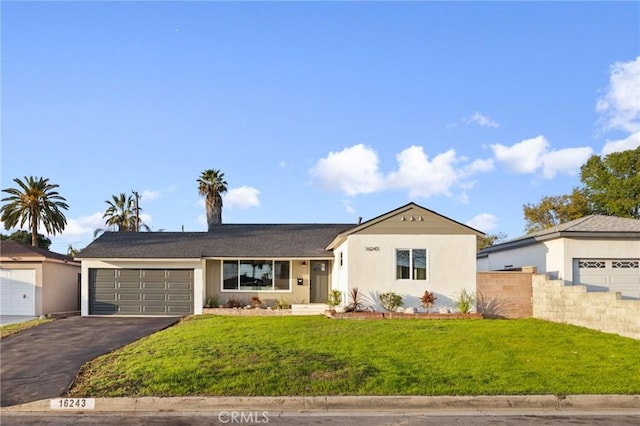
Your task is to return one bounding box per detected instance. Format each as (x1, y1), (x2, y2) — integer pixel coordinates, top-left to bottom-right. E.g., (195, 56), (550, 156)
(31, 215), (38, 247)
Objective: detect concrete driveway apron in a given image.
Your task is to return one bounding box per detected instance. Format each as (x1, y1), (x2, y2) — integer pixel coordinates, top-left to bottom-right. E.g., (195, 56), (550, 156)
(0, 316), (180, 406)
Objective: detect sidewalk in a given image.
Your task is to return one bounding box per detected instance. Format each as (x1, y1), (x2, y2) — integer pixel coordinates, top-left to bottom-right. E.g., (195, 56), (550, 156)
(2, 395), (639, 413)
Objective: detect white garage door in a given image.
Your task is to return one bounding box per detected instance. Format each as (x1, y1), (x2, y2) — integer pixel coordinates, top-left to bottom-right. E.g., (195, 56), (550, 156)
(573, 259), (640, 299)
(0, 268), (37, 316)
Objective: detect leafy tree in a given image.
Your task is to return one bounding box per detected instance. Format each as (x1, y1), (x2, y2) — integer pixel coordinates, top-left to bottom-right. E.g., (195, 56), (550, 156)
(476, 232), (508, 251)
(197, 169), (228, 231)
(580, 146), (640, 218)
(0, 176), (68, 247)
(0, 230), (52, 249)
(523, 147), (640, 233)
(523, 189), (591, 234)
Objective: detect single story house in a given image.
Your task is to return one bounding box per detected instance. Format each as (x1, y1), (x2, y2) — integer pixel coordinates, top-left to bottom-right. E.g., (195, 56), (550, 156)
(477, 215), (640, 299)
(77, 202), (484, 316)
(0, 241), (81, 316)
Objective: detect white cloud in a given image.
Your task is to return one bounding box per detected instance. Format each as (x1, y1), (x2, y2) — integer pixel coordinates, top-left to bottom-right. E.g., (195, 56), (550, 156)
(310, 144), (384, 195)
(601, 131), (640, 156)
(461, 158), (494, 176)
(490, 136), (548, 174)
(343, 200), (356, 215)
(311, 144), (492, 200)
(540, 147), (594, 178)
(490, 136), (593, 178)
(59, 212), (105, 239)
(386, 147), (459, 198)
(597, 56), (640, 133)
(225, 186), (260, 210)
(466, 213), (497, 233)
(465, 112), (500, 128)
(141, 190), (161, 201)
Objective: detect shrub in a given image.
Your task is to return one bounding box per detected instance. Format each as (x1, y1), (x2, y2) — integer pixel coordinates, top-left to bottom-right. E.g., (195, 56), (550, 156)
(326, 289), (342, 309)
(224, 296), (243, 308)
(420, 290), (437, 312)
(346, 287), (366, 312)
(205, 295), (220, 308)
(250, 296), (263, 308)
(378, 291), (403, 313)
(456, 289), (476, 314)
(273, 296), (291, 310)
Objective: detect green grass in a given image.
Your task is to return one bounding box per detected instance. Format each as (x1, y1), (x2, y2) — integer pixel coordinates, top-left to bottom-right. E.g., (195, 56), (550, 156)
(68, 316), (640, 397)
(0, 318), (53, 339)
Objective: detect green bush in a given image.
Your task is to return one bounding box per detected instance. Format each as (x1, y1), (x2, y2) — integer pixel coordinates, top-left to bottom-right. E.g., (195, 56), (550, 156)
(379, 291), (403, 312)
(456, 289), (476, 314)
(326, 289), (342, 309)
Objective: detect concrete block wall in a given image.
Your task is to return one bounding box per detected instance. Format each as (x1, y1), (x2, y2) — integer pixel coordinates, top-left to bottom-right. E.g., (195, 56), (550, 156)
(532, 274), (640, 340)
(476, 267), (535, 319)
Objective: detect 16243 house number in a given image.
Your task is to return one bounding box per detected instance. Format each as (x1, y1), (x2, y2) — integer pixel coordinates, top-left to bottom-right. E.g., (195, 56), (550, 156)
(50, 398), (95, 409)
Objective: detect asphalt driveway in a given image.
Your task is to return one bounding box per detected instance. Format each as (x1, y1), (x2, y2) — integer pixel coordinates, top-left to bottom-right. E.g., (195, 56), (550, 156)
(0, 316), (180, 406)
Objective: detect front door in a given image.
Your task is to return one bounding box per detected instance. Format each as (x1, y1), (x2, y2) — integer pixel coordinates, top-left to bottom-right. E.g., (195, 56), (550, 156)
(310, 260), (329, 303)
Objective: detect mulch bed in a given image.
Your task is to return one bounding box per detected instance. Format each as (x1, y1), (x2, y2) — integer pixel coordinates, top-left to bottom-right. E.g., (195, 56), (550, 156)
(325, 311), (483, 320)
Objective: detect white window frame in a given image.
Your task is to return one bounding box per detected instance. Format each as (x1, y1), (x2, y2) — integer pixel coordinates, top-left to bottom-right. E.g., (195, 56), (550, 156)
(220, 259), (292, 292)
(395, 248), (429, 281)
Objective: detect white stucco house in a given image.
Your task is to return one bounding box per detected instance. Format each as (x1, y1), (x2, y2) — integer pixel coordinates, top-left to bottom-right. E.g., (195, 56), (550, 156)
(477, 215), (640, 299)
(76, 202), (483, 316)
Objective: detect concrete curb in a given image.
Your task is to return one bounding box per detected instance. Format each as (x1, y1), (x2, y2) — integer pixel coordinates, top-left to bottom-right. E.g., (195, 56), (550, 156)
(2, 395), (639, 413)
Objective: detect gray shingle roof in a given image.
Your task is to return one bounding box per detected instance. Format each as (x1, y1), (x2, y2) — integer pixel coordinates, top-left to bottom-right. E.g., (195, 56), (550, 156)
(0, 241), (77, 263)
(528, 215), (640, 235)
(77, 224), (355, 259)
(478, 215), (640, 255)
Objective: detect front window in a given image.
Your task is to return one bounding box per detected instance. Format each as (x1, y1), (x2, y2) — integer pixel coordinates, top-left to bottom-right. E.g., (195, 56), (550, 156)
(222, 260), (291, 291)
(396, 249), (427, 280)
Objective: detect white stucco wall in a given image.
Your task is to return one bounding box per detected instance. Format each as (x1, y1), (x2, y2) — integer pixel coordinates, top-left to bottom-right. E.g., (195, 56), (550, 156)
(80, 259), (204, 316)
(478, 237), (640, 283)
(477, 243), (548, 273)
(341, 234), (477, 311)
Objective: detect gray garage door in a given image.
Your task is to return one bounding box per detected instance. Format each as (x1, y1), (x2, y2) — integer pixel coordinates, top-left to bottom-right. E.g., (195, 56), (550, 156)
(573, 259), (640, 299)
(89, 269), (193, 315)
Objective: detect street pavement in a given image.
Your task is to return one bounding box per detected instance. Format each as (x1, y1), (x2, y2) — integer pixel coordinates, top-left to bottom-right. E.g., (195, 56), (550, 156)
(1, 394), (638, 425)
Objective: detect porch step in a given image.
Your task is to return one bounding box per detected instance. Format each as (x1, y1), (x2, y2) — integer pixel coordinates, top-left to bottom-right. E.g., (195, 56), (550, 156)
(291, 303), (329, 316)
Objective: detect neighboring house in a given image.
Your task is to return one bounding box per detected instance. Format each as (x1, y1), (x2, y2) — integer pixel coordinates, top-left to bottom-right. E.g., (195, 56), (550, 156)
(0, 241), (81, 316)
(77, 202), (483, 316)
(477, 215), (640, 299)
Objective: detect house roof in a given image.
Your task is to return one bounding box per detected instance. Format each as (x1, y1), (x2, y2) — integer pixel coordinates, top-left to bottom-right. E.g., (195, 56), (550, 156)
(76, 224), (355, 259)
(478, 215), (640, 256)
(0, 241), (79, 264)
(327, 202), (484, 250)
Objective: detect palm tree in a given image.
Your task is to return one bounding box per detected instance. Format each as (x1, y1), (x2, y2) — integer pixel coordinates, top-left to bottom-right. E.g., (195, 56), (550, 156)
(103, 193), (136, 232)
(197, 169), (228, 231)
(94, 193), (152, 237)
(0, 176), (69, 247)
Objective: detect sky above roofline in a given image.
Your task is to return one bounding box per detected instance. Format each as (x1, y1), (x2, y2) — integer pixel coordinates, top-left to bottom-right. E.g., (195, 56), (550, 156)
(1, 2), (639, 254)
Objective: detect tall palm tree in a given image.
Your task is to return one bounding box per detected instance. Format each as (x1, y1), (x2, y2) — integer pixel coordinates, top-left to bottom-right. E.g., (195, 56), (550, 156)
(103, 193), (136, 232)
(197, 169), (228, 231)
(94, 192), (152, 237)
(0, 176), (69, 247)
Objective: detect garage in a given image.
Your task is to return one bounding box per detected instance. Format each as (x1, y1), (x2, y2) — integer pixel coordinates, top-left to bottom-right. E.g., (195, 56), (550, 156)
(1, 268), (36, 316)
(89, 268), (194, 315)
(573, 259), (640, 299)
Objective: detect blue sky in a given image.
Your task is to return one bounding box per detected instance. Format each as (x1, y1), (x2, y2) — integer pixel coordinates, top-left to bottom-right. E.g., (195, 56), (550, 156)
(2, 1), (639, 254)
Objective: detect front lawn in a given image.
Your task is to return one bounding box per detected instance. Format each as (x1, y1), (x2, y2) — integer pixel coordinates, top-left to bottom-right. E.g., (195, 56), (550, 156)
(68, 316), (640, 397)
